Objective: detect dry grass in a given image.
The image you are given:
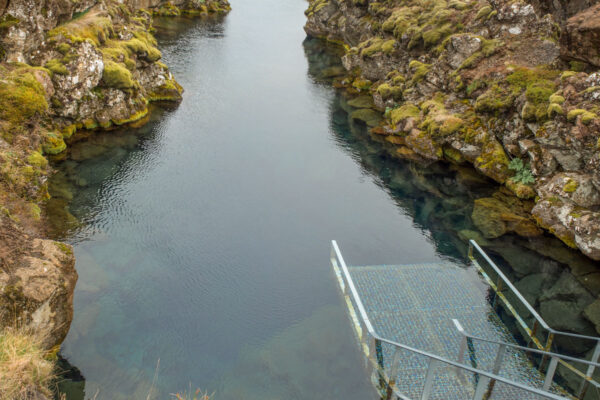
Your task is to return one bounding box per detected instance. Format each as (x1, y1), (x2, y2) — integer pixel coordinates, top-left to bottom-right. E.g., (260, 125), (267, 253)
(0, 327), (55, 400)
(171, 387), (213, 400)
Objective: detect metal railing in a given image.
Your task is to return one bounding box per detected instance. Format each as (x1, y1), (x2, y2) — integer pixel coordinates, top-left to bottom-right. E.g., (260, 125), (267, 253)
(330, 240), (569, 400)
(468, 240), (600, 398)
(453, 319), (600, 396)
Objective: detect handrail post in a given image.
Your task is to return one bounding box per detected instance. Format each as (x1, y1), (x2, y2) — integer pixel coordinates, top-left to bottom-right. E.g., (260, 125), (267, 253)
(386, 349), (401, 400)
(543, 356), (559, 391)
(578, 340), (600, 398)
(468, 241), (474, 260)
(473, 375), (491, 400)
(484, 344), (506, 398)
(421, 359), (437, 400)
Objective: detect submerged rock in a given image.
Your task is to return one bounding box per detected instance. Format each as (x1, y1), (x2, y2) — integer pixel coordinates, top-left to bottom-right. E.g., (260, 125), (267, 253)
(472, 193), (541, 239)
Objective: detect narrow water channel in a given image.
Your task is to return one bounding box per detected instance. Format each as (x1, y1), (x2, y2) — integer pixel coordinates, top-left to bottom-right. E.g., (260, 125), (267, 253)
(48, 0), (600, 398)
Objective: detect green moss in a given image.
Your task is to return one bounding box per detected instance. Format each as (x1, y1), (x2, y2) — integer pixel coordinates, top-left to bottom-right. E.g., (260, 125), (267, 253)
(570, 60), (587, 72)
(111, 106), (149, 125)
(57, 43), (71, 55)
(61, 124), (77, 139)
(360, 38), (383, 58)
(0, 68), (49, 127)
(102, 60), (135, 89)
(45, 59), (68, 75)
(582, 111), (597, 125)
(83, 118), (98, 130)
(525, 80), (555, 104)
(474, 84), (514, 113)
(0, 14), (20, 30)
(352, 77), (372, 91)
(475, 5), (492, 20)
(549, 94), (565, 104)
(560, 71), (577, 80)
(439, 116), (465, 136)
(377, 83), (403, 101)
(390, 104), (420, 125)
(563, 179), (579, 193)
(422, 23), (453, 47)
(27, 203), (41, 221)
(547, 103), (564, 118)
(27, 152), (48, 168)
(48, 12), (113, 46)
(42, 131), (67, 155)
(381, 39), (396, 54)
(409, 60), (431, 84)
(466, 79), (486, 96)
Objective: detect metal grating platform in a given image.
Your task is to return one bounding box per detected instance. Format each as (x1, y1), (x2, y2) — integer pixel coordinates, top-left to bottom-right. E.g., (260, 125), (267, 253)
(344, 262), (566, 399)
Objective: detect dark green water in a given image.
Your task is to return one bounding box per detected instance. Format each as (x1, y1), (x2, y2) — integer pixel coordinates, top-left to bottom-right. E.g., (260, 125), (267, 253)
(48, 0), (600, 399)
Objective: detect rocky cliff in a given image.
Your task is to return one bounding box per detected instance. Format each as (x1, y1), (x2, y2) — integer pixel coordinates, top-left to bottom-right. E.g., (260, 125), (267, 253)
(305, 0), (600, 261)
(0, 0), (229, 352)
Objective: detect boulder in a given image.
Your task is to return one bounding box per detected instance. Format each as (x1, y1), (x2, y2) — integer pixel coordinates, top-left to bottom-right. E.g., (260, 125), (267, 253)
(0, 217), (77, 350)
(561, 4), (600, 67)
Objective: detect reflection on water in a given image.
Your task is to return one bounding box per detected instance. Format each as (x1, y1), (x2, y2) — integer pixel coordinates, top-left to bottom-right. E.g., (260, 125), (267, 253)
(48, 1), (600, 399)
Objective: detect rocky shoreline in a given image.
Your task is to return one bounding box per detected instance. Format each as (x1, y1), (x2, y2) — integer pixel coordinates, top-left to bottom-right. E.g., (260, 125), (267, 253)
(0, 0), (229, 362)
(304, 0), (600, 262)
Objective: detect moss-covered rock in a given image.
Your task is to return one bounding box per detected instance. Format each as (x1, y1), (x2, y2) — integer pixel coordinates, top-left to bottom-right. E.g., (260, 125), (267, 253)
(102, 60), (135, 89)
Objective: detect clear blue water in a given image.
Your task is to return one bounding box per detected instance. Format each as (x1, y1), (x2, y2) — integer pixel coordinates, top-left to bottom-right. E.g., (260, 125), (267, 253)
(48, 0), (600, 398)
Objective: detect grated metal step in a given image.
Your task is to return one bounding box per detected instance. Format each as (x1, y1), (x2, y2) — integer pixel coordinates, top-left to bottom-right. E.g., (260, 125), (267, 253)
(344, 263), (564, 399)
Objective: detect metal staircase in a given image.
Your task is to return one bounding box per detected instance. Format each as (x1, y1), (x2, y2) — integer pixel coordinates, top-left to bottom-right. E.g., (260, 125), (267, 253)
(330, 240), (600, 400)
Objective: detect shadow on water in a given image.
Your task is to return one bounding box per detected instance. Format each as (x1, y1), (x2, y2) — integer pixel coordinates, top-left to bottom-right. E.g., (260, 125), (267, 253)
(48, 17), (600, 400)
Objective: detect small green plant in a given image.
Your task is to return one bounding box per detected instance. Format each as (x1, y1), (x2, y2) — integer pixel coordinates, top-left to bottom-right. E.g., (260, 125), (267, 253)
(508, 158), (535, 185)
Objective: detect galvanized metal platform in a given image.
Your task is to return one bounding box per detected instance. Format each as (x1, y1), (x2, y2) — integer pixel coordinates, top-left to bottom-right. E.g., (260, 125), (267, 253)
(347, 263), (559, 399)
(330, 240), (600, 400)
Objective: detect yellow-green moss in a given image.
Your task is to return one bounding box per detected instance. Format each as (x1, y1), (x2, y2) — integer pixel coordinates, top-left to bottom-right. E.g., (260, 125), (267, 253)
(549, 93), (565, 104)
(45, 59), (68, 75)
(547, 103), (564, 118)
(474, 84), (514, 113)
(102, 60), (135, 89)
(563, 179), (579, 193)
(111, 106), (149, 125)
(0, 67), (49, 127)
(475, 5), (492, 20)
(381, 39), (396, 54)
(439, 116), (465, 136)
(42, 131), (67, 155)
(48, 11), (113, 46)
(409, 60), (431, 84)
(27, 151), (48, 168)
(377, 83), (402, 100)
(352, 77), (372, 91)
(61, 124), (77, 139)
(567, 108), (597, 124)
(390, 104), (420, 125)
(560, 71), (577, 81)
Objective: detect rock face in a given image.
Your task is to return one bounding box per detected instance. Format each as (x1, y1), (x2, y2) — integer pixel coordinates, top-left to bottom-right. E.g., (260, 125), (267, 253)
(0, 215), (77, 349)
(304, 0), (600, 260)
(561, 4), (600, 67)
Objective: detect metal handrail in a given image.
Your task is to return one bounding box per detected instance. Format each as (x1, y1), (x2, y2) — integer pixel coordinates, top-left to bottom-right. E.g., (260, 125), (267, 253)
(469, 240), (600, 343)
(330, 240), (569, 400)
(453, 319), (600, 369)
(469, 239), (600, 398)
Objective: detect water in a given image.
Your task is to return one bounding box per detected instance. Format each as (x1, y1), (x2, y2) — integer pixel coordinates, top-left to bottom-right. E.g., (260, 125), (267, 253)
(48, 0), (600, 398)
